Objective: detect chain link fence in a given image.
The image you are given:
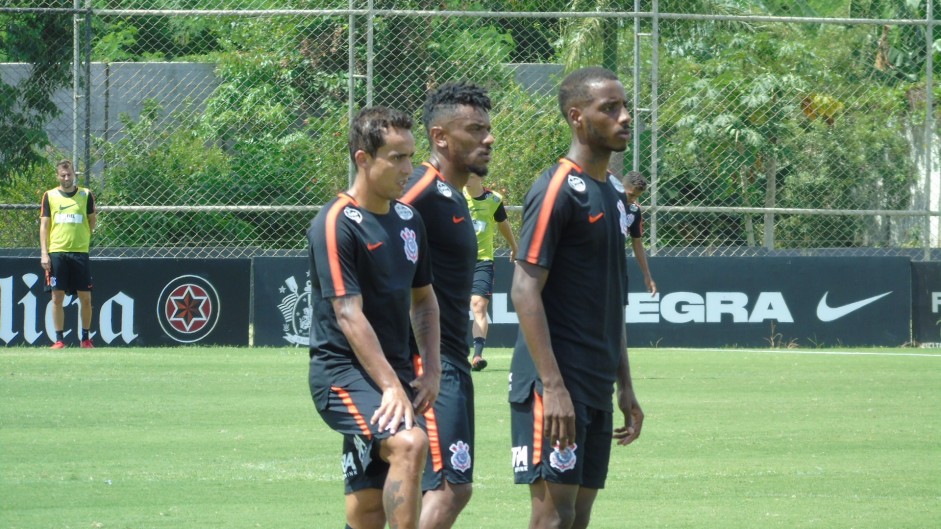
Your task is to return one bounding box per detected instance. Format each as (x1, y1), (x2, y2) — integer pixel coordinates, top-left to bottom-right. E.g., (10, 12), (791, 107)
(1, 1), (939, 259)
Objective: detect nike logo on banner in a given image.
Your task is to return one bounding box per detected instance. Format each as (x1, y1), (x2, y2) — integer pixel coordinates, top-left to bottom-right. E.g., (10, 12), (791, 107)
(588, 212), (604, 223)
(452, 216), (465, 224)
(366, 242), (384, 251)
(816, 291), (892, 322)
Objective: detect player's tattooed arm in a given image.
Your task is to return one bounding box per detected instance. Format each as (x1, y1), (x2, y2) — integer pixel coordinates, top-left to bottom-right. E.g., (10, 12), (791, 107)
(409, 284), (440, 413)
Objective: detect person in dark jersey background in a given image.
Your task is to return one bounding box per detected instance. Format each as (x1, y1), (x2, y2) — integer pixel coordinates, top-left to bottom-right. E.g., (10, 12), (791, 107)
(622, 170), (657, 298)
(401, 81), (493, 529)
(509, 67), (645, 529)
(307, 106), (441, 529)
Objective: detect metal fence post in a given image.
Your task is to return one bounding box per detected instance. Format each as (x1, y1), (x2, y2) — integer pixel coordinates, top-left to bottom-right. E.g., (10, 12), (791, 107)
(925, 0), (934, 261)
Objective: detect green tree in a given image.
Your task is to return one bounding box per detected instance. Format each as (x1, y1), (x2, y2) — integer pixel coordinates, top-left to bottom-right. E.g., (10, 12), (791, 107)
(0, 8), (72, 182)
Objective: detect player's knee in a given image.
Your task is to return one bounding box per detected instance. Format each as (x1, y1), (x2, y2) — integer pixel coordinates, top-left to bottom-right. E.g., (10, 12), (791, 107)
(450, 482), (472, 509)
(571, 509), (592, 529)
(386, 428), (428, 464)
(532, 503), (576, 529)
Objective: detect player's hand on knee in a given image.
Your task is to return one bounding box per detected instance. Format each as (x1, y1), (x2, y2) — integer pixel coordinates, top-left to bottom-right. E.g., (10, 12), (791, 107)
(372, 385), (415, 433)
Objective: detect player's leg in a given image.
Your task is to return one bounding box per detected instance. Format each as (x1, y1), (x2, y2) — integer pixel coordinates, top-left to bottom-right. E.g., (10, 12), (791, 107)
(419, 365), (475, 529)
(380, 427), (429, 529)
(470, 260), (494, 371)
(49, 253), (67, 346)
(571, 487), (599, 529)
(529, 479), (580, 529)
(420, 480), (472, 529)
(470, 294), (489, 344)
(345, 489), (385, 529)
(77, 290), (93, 345)
(74, 253), (94, 346)
(570, 405), (613, 529)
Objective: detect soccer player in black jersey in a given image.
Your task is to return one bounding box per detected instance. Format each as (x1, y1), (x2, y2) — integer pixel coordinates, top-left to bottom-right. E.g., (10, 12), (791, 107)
(623, 171), (657, 297)
(509, 67), (645, 529)
(401, 82), (493, 529)
(307, 106), (441, 529)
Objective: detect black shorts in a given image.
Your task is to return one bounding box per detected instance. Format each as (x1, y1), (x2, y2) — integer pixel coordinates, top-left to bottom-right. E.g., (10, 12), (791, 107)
(49, 252), (93, 295)
(316, 367), (419, 493)
(471, 260), (495, 299)
(510, 389), (613, 489)
(341, 433), (388, 493)
(419, 361), (475, 491)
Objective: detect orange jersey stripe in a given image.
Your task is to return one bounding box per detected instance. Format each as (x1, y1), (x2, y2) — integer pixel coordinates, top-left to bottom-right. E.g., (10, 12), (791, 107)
(525, 160), (574, 264)
(400, 162), (441, 205)
(532, 389), (544, 465)
(324, 196), (354, 297)
(331, 385), (372, 438)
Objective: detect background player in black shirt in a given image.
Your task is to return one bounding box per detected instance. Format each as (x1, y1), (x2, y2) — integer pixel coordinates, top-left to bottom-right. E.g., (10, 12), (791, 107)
(510, 67), (645, 529)
(401, 82), (493, 529)
(307, 106), (441, 529)
(623, 171), (657, 297)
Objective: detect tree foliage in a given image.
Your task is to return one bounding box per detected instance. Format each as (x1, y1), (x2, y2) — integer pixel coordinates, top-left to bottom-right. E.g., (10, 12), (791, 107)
(0, 8), (72, 182)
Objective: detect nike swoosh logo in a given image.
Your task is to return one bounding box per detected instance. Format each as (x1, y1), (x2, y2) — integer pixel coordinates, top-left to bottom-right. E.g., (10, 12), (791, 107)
(366, 242), (384, 251)
(588, 212), (604, 223)
(816, 291), (892, 322)
(452, 216), (465, 224)
(59, 203), (76, 211)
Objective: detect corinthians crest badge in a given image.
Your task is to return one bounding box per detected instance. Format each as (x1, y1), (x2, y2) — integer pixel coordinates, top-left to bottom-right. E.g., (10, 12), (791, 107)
(278, 274), (312, 346)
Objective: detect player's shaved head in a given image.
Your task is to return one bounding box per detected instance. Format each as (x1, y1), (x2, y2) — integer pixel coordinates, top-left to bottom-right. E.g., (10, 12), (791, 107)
(558, 66), (620, 121)
(422, 81), (492, 132)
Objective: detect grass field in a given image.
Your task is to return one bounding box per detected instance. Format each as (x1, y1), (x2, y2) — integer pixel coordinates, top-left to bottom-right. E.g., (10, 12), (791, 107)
(1, 346), (939, 529)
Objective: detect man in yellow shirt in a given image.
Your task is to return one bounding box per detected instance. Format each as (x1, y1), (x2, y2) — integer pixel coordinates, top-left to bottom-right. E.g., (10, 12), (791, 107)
(464, 173), (517, 370)
(39, 160), (97, 349)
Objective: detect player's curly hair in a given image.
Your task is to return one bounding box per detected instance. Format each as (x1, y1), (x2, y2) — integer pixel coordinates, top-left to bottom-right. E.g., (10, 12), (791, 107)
(349, 106), (413, 163)
(558, 66), (619, 121)
(624, 170), (648, 191)
(422, 81), (492, 131)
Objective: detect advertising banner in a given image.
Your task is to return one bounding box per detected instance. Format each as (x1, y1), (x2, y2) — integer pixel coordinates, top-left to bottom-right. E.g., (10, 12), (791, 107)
(252, 256), (915, 349)
(1, 258), (250, 347)
(911, 262), (941, 347)
(252, 256), (311, 347)
(623, 257), (911, 347)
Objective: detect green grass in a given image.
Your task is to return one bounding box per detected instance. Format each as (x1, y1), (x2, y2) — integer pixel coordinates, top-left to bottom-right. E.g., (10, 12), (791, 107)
(2, 347), (939, 528)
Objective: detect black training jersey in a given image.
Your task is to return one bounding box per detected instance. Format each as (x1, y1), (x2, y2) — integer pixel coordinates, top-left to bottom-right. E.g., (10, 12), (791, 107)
(509, 159), (630, 411)
(307, 193), (432, 408)
(625, 200), (643, 240)
(401, 163), (478, 371)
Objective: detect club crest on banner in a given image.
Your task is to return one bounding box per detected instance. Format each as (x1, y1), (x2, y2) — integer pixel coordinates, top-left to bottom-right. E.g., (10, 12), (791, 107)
(157, 275), (220, 343)
(277, 272), (312, 346)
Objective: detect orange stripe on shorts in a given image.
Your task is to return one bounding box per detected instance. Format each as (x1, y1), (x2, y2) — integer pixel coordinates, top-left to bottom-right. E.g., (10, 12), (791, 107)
(331, 386), (372, 438)
(532, 390), (544, 465)
(412, 355), (443, 471)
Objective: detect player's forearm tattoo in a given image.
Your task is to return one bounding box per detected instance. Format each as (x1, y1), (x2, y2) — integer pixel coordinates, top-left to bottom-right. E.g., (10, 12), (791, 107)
(410, 306), (435, 344)
(384, 479), (406, 529)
